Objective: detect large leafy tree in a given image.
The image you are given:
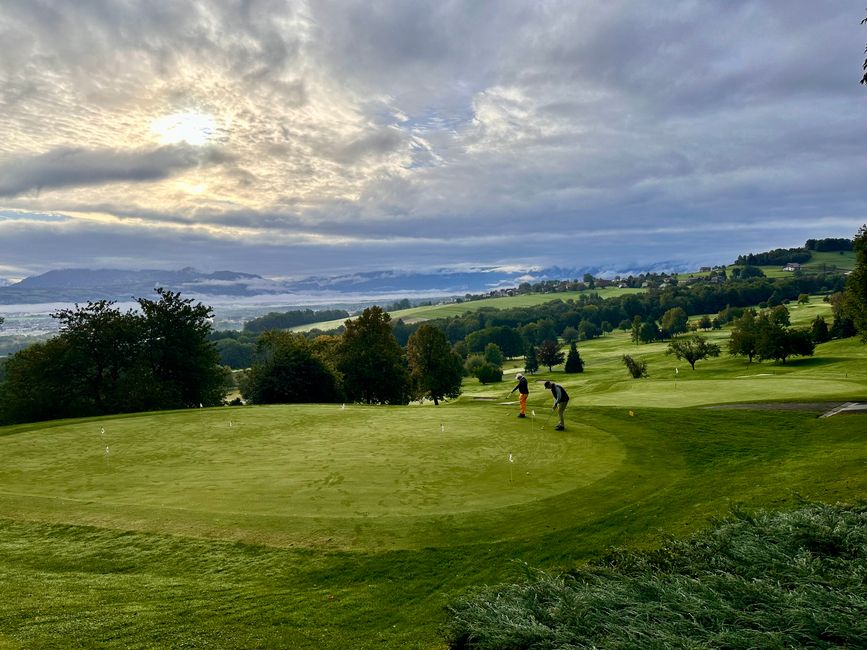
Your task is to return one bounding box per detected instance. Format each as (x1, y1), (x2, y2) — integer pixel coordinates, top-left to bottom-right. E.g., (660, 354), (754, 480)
(666, 335), (720, 370)
(660, 307), (689, 339)
(843, 224), (867, 340)
(338, 306), (410, 404)
(242, 331), (341, 404)
(406, 324), (463, 405)
(729, 310), (759, 362)
(465, 325), (525, 357)
(0, 337), (86, 423)
(754, 315), (815, 364)
(0, 290), (227, 424)
(137, 288), (226, 409)
(52, 300), (144, 413)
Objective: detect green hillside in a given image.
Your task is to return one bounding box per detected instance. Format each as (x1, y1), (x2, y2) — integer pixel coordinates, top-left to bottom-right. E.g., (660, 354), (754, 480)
(1, 299), (865, 648)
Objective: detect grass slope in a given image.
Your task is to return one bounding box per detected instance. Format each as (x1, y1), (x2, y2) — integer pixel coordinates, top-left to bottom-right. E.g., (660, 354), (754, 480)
(0, 305), (865, 648)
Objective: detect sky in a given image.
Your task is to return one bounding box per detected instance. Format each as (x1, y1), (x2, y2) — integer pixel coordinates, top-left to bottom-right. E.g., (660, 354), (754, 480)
(1, 1), (865, 282)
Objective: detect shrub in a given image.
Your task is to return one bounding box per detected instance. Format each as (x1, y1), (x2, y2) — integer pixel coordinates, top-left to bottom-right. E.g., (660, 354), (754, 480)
(474, 363), (503, 384)
(621, 354), (647, 378)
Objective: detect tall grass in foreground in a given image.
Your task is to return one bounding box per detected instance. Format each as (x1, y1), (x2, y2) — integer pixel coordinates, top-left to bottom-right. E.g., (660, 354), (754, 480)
(446, 502), (867, 649)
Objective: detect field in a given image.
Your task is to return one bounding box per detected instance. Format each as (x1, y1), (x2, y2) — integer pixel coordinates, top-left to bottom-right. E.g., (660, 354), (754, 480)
(1, 298), (865, 648)
(291, 287), (643, 332)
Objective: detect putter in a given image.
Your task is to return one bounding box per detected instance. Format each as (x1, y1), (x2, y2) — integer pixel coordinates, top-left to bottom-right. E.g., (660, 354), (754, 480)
(540, 410), (554, 430)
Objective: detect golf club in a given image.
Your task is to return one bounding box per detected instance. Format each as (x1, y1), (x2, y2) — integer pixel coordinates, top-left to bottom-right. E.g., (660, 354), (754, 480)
(540, 410), (554, 430)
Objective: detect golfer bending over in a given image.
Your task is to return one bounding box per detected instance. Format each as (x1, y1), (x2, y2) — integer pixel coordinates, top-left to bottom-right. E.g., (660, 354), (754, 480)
(509, 373), (529, 418)
(544, 380), (569, 431)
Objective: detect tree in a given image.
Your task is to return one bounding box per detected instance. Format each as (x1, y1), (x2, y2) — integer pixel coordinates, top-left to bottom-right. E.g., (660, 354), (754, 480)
(637, 321), (661, 344)
(622, 354), (648, 379)
(242, 331), (341, 404)
(843, 224), (867, 340)
(660, 307), (689, 338)
(666, 335), (721, 370)
(698, 315), (713, 331)
(52, 300), (145, 413)
(564, 342), (584, 373)
(537, 340), (565, 372)
(474, 363), (503, 384)
(215, 338), (255, 369)
(811, 316), (830, 344)
(483, 343), (504, 367)
(338, 306), (410, 404)
(754, 316), (815, 364)
(0, 337), (86, 423)
(561, 326), (579, 344)
(406, 324), (463, 405)
(829, 292), (857, 339)
(137, 288), (226, 409)
(523, 346), (539, 375)
(729, 311), (760, 363)
(578, 319), (601, 340)
(769, 304), (790, 327)
(0, 290), (228, 424)
(465, 326), (524, 357)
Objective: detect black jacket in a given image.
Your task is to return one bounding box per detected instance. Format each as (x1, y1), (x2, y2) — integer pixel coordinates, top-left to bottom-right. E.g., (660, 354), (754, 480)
(510, 376), (529, 395)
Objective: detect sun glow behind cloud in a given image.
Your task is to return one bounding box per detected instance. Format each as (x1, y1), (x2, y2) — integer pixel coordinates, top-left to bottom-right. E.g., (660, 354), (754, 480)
(151, 112), (218, 146)
(0, 2), (864, 279)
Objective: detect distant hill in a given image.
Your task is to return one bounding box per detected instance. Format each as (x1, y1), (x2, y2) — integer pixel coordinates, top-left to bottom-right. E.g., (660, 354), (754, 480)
(0, 268), (287, 304)
(0, 263), (688, 305)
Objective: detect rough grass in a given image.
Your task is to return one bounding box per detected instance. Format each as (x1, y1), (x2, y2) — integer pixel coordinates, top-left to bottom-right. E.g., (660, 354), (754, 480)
(446, 502), (867, 649)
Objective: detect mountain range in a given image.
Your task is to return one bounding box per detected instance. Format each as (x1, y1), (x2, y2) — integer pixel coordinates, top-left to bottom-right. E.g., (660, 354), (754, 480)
(0, 263), (689, 306)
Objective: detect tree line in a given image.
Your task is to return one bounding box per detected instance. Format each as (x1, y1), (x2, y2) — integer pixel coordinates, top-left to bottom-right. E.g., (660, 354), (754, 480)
(0, 289), (229, 424)
(2, 227), (864, 424)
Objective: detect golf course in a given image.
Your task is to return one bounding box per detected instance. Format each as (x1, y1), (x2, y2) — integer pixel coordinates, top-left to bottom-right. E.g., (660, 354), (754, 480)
(1, 299), (865, 648)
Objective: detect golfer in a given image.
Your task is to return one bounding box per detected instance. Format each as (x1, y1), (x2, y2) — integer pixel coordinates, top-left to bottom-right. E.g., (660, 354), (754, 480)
(544, 380), (569, 431)
(509, 373), (529, 418)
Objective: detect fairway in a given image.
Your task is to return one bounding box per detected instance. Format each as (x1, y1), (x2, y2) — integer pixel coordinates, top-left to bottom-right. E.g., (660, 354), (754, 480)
(0, 404), (625, 549)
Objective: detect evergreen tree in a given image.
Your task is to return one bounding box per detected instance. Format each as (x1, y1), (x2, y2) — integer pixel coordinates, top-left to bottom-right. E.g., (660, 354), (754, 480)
(564, 342), (584, 373)
(523, 346), (539, 375)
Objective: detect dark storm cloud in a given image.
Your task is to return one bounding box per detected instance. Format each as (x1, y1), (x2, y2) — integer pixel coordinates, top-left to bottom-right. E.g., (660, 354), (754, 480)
(0, 146), (232, 197)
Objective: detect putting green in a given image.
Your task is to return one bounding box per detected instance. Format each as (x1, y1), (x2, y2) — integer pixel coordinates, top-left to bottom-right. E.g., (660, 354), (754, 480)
(0, 404), (627, 549)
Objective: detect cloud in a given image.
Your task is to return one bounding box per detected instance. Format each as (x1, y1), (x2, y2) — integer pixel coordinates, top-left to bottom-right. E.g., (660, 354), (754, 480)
(0, 145), (231, 197)
(0, 1), (864, 280)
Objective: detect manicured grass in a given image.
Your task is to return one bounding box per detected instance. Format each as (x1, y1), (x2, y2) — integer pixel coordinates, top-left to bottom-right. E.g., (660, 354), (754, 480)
(1, 315), (865, 648)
